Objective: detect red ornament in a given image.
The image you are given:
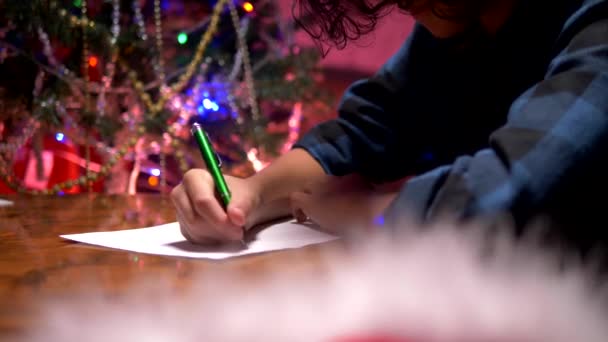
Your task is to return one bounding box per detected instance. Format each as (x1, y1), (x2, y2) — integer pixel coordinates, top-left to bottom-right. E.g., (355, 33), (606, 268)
(0, 134), (105, 194)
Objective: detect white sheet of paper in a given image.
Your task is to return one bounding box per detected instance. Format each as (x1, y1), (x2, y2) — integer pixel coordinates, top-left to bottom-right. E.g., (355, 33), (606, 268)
(0, 199), (14, 207)
(60, 220), (338, 259)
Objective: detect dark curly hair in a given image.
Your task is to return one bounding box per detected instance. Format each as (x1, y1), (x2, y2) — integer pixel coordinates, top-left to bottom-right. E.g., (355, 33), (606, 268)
(292, 0), (487, 54)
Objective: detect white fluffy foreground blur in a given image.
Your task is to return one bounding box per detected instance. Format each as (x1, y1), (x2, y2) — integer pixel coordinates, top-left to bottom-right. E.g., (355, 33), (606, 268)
(29, 220), (608, 342)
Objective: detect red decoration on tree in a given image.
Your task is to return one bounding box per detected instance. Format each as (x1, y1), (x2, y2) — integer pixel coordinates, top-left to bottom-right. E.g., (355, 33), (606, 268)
(0, 134), (104, 194)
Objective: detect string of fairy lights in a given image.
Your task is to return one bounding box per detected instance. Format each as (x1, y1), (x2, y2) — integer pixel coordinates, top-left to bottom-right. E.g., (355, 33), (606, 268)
(0, 0), (306, 195)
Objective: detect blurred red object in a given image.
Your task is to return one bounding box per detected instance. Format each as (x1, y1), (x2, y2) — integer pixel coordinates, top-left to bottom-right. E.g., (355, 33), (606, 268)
(0, 134), (104, 194)
(331, 335), (415, 342)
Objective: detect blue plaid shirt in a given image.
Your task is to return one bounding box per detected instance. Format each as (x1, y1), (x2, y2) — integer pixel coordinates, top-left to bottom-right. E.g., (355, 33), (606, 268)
(294, 0), (608, 248)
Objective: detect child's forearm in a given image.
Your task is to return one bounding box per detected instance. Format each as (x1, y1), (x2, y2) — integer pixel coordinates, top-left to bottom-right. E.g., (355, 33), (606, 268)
(251, 148), (326, 205)
(242, 148), (326, 227)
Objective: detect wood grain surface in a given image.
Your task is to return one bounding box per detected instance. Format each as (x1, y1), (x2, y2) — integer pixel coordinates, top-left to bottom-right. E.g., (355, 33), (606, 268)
(0, 194), (338, 341)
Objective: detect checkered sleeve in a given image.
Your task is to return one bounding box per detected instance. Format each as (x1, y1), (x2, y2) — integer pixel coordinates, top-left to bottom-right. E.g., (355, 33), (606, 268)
(293, 25), (436, 182)
(384, 1), (608, 227)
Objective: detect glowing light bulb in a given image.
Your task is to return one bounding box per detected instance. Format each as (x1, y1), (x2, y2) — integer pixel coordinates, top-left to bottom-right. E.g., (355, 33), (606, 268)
(88, 56), (98, 67)
(177, 32), (188, 45)
(203, 98), (219, 110)
(148, 176), (159, 186)
(243, 2), (254, 12)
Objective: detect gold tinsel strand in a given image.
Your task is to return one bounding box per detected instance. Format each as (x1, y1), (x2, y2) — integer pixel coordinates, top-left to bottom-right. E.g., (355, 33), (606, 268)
(154, 0), (167, 86)
(227, 0), (260, 122)
(126, 0), (229, 115)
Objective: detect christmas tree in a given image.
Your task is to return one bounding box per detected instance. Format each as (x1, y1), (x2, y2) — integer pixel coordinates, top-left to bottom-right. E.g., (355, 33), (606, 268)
(0, 0), (333, 195)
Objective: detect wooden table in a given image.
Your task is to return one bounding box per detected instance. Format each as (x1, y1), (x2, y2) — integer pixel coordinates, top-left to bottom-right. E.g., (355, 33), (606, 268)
(0, 194), (336, 341)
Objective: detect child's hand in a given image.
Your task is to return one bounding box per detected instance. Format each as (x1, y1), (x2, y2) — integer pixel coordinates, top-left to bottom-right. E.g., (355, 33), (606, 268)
(170, 169), (262, 244)
(289, 174), (397, 235)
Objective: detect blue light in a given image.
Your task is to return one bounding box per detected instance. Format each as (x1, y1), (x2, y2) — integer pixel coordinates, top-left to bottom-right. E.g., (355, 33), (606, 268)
(197, 105), (205, 114)
(202, 98), (220, 112)
(151, 168), (161, 176)
(373, 215), (385, 226)
(202, 91), (209, 97)
(55, 133), (65, 142)
(202, 98), (214, 109)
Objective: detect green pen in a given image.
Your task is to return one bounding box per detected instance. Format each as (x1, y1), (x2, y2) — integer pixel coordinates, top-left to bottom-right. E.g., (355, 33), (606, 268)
(191, 122), (231, 208)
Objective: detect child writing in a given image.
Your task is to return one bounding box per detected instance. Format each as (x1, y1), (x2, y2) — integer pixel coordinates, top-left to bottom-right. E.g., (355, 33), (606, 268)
(171, 0), (608, 252)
